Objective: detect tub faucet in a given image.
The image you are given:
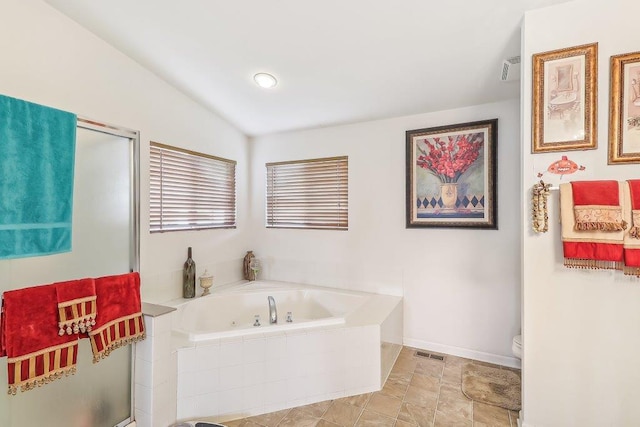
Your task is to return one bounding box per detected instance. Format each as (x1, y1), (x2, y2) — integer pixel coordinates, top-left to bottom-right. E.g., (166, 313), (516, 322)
(268, 296), (277, 324)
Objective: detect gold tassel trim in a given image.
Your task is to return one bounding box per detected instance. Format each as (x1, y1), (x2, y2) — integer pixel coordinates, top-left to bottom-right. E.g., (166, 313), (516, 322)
(564, 258), (623, 270)
(623, 266), (640, 277)
(92, 333), (146, 364)
(7, 366), (76, 396)
(573, 205), (626, 231)
(630, 211), (640, 238)
(58, 314), (96, 336)
(574, 220), (627, 232)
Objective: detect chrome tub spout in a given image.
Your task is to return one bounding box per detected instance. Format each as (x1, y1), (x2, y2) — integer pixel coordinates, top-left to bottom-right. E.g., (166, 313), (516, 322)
(268, 296), (277, 324)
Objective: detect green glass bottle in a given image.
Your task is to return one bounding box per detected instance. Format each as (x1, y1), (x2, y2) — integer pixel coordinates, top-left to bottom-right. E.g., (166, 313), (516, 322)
(183, 247), (196, 298)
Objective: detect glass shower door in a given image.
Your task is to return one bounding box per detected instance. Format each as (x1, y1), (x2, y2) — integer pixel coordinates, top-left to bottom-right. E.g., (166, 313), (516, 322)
(0, 125), (138, 427)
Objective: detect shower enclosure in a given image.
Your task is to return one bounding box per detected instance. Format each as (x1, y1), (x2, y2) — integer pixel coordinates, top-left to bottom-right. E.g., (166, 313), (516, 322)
(0, 118), (140, 427)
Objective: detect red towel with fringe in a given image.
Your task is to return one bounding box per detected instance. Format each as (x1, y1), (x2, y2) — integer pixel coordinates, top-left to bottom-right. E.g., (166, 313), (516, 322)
(55, 278), (97, 336)
(1, 299), (5, 357)
(571, 181), (626, 232)
(2, 284), (78, 395)
(624, 180), (640, 277)
(89, 272), (145, 362)
(561, 181), (625, 270)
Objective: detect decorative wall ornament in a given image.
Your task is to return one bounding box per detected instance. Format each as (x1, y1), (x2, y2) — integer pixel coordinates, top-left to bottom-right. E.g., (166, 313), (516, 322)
(544, 155), (585, 177)
(406, 119), (498, 229)
(532, 43), (598, 153)
(609, 51), (640, 164)
(532, 180), (551, 233)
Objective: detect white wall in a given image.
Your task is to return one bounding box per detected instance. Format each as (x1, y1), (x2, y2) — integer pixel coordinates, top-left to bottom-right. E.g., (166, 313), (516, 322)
(250, 99), (522, 366)
(0, 0), (251, 304)
(522, 1), (640, 426)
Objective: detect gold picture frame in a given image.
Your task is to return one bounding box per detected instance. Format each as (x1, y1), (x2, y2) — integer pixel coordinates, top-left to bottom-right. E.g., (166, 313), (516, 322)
(609, 51), (640, 164)
(532, 43), (598, 153)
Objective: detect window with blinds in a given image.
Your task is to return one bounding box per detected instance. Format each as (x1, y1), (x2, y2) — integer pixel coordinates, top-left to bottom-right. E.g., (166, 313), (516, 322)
(266, 156), (348, 230)
(150, 142), (236, 232)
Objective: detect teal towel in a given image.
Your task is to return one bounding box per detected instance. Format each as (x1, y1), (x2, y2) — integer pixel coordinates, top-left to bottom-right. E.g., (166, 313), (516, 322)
(0, 94), (76, 259)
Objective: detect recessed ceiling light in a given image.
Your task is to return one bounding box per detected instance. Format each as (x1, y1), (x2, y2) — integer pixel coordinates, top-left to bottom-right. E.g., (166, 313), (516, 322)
(253, 73), (277, 89)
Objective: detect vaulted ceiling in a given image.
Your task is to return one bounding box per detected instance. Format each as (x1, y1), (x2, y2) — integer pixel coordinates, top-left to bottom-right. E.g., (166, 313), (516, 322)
(46, 0), (570, 136)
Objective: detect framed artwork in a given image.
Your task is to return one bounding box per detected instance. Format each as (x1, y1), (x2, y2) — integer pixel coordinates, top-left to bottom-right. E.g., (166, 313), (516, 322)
(532, 43), (598, 153)
(609, 50), (640, 164)
(406, 119), (497, 229)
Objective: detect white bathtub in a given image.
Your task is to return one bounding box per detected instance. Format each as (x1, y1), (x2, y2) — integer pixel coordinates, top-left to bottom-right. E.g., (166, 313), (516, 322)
(172, 281), (369, 341)
(165, 280), (403, 424)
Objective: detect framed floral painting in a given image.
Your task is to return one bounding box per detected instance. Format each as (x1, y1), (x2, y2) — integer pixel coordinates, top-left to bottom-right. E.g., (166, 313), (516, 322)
(532, 43), (597, 153)
(609, 50), (640, 164)
(406, 119), (498, 229)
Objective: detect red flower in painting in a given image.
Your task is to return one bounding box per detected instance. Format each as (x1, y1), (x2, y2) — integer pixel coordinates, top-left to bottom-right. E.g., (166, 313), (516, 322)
(416, 133), (483, 183)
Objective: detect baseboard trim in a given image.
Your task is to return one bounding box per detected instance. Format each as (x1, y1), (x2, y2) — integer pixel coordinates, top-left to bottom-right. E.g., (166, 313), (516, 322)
(403, 338), (522, 369)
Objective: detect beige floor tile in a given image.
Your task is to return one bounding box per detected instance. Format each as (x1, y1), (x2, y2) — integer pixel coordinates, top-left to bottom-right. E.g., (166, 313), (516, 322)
(397, 402), (435, 427)
(438, 383), (468, 401)
(443, 355), (471, 368)
(392, 357), (418, 374)
(436, 399), (473, 420)
(404, 385), (438, 408)
(509, 410), (520, 427)
(399, 346), (418, 358)
(441, 365), (462, 385)
(433, 410), (472, 427)
(317, 419), (341, 427)
(388, 371), (413, 386)
(395, 351), (417, 363)
(473, 401), (510, 426)
(323, 401), (363, 427)
(410, 373), (440, 396)
(336, 393), (371, 408)
(355, 409), (396, 427)
(436, 384), (472, 421)
(381, 377), (409, 400)
(414, 359), (444, 378)
(278, 408), (320, 427)
(387, 371), (413, 385)
(366, 392), (403, 419)
(214, 347), (520, 427)
(224, 420), (265, 427)
(395, 352), (415, 363)
(247, 409), (291, 427)
(298, 400), (333, 418)
(436, 395), (472, 421)
(385, 370), (413, 396)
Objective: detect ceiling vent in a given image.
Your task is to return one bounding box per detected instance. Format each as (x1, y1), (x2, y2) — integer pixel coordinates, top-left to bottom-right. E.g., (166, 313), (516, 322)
(500, 56), (521, 82)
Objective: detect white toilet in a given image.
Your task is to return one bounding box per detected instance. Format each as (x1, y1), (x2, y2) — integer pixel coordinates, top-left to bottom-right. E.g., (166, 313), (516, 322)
(512, 334), (522, 359)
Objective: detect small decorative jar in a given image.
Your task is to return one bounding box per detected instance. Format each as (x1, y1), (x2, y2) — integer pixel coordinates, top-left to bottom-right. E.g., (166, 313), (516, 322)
(199, 269), (214, 296)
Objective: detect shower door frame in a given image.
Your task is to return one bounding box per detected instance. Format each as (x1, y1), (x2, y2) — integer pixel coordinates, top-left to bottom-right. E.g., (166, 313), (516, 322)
(77, 116), (140, 427)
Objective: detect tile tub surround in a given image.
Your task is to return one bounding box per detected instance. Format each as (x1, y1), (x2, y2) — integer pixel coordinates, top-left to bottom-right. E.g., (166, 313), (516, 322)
(171, 282), (403, 423)
(206, 346), (521, 427)
(135, 303), (178, 427)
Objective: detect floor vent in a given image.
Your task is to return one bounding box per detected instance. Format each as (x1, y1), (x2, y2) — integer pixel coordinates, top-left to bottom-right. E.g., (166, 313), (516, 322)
(415, 351), (445, 361)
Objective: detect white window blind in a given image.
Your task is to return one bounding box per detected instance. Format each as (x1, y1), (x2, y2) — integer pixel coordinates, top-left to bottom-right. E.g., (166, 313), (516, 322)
(150, 142), (236, 232)
(266, 156), (348, 230)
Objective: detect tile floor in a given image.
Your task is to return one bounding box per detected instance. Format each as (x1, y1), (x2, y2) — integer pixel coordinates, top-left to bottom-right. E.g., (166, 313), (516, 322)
(213, 346), (521, 427)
